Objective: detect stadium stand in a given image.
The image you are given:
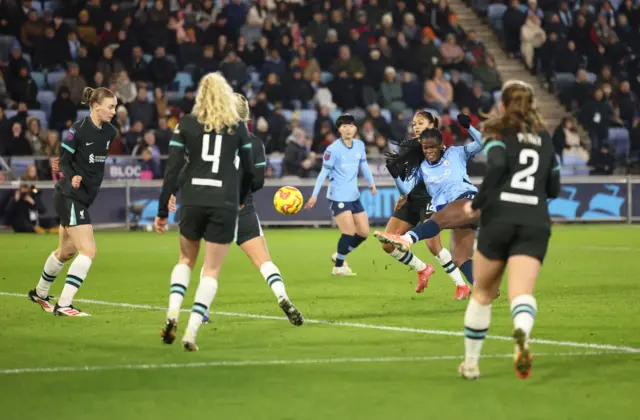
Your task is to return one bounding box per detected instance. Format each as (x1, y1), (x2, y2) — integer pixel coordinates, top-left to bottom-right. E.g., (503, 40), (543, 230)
(2, 0), (630, 182)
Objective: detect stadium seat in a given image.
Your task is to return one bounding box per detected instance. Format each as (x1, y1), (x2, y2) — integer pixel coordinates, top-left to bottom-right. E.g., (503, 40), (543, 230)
(487, 4), (507, 31)
(44, 1), (59, 12)
(77, 109), (90, 121)
(0, 35), (17, 61)
(560, 153), (589, 176)
(37, 90), (56, 118)
(380, 108), (391, 123)
(31, 72), (47, 90)
(173, 72), (194, 93)
(320, 72), (334, 85)
(608, 127), (630, 162)
(298, 109), (317, 133)
(165, 91), (183, 102)
(4, 109), (47, 129)
(46, 71), (66, 89)
(329, 109), (343, 123)
(7, 157), (35, 175)
(143, 54), (153, 64)
(22, 52), (32, 68)
(31, 1), (43, 14)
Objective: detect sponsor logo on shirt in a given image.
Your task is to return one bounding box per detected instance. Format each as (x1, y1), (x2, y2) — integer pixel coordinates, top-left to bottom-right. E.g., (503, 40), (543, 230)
(89, 153), (107, 164)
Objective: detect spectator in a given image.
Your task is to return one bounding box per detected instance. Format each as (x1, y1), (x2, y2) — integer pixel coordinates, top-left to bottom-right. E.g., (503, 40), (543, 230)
(579, 88), (615, 154)
(192, 45), (220, 85)
(617, 81), (638, 128)
(520, 15), (546, 71)
(283, 127), (315, 177)
(416, 34), (441, 80)
(148, 46), (178, 89)
(1, 122), (32, 156)
(34, 25), (66, 71)
(0, 73), (16, 109)
(39, 130), (61, 180)
(49, 86), (77, 132)
(330, 45), (365, 78)
(3, 183), (45, 233)
(115, 71), (137, 105)
(590, 144), (615, 175)
(220, 50), (249, 89)
(359, 118), (378, 148)
(424, 67), (453, 113)
(472, 54), (502, 93)
(440, 34), (466, 71)
(20, 9), (45, 54)
(154, 87), (169, 122)
(553, 117), (589, 164)
(129, 87), (155, 129)
(115, 105), (130, 136)
(10, 66), (39, 109)
(380, 67), (407, 114)
(285, 67), (313, 110)
(503, 0), (526, 56)
(24, 116), (45, 154)
(55, 63), (87, 106)
(140, 147), (162, 180)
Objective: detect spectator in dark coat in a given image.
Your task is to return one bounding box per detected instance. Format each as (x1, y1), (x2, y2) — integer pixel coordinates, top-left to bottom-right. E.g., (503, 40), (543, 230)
(148, 46), (177, 89)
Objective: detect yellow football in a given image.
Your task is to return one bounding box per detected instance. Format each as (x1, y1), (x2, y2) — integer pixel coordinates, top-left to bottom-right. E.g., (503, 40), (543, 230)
(273, 186), (304, 215)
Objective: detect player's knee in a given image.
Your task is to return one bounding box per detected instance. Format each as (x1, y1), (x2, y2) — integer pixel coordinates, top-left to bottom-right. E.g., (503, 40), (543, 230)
(381, 242), (394, 254)
(55, 248), (75, 262)
(78, 246), (97, 260)
(178, 255), (197, 269)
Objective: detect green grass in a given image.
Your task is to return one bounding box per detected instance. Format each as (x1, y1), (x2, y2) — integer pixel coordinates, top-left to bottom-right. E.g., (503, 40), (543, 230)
(1, 226), (639, 419)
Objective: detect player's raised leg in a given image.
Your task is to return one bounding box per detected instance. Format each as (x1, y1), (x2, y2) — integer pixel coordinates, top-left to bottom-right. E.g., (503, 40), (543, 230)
(332, 210), (358, 276)
(507, 255), (540, 379)
(459, 251), (504, 380)
(240, 235), (303, 326)
(162, 235), (200, 344)
(382, 217), (432, 275)
(29, 226), (76, 312)
(182, 240), (230, 351)
(52, 225), (96, 316)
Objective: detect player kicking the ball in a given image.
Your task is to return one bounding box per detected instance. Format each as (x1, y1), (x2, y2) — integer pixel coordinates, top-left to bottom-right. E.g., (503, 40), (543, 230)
(29, 87), (117, 316)
(166, 93), (303, 327)
(155, 73), (255, 351)
(304, 114), (376, 276)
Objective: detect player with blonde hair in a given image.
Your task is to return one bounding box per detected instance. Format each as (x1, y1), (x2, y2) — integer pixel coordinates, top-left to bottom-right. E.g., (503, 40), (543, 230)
(167, 93), (303, 326)
(458, 81), (560, 379)
(29, 87), (117, 316)
(155, 73), (255, 351)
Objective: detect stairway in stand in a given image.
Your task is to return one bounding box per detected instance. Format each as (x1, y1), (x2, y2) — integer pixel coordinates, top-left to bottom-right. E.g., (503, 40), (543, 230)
(447, 0), (571, 133)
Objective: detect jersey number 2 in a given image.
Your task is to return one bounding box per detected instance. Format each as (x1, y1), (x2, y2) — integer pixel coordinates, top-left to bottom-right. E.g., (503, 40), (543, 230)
(510, 149), (539, 191)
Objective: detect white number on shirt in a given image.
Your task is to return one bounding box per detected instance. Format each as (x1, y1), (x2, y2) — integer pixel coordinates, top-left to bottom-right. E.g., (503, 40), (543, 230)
(510, 149), (539, 191)
(193, 133), (223, 188)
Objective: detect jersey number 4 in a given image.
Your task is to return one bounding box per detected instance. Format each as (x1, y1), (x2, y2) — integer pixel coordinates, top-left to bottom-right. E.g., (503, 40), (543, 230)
(194, 133), (240, 187)
(510, 149), (539, 191)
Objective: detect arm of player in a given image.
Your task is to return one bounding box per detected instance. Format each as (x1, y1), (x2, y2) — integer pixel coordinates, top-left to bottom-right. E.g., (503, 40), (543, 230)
(546, 154), (561, 199)
(393, 175), (419, 195)
(463, 125), (484, 159)
(157, 132), (187, 218)
(359, 151), (376, 193)
(250, 133), (266, 192)
(237, 124), (255, 205)
(58, 127), (79, 183)
(471, 140), (507, 211)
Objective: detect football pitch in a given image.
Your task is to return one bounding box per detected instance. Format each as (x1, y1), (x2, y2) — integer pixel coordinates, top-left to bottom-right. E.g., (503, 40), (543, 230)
(1, 226), (639, 420)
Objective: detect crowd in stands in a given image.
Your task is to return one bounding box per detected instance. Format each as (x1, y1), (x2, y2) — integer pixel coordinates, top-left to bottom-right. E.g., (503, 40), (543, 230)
(474, 0), (640, 174)
(0, 0), (506, 182)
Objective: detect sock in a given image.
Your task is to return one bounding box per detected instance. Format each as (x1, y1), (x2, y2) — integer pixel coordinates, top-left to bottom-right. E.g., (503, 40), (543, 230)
(335, 234), (353, 267)
(459, 259), (474, 285)
(463, 297), (492, 365)
(260, 261), (288, 300)
(167, 264), (192, 321)
(389, 248), (427, 272)
(402, 220), (440, 243)
(58, 254), (92, 307)
(186, 276), (218, 336)
(435, 248), (466, 286)
(510, 294), (537, 340)
(36, 252), (65, 298)
(348, 234), (367, 252)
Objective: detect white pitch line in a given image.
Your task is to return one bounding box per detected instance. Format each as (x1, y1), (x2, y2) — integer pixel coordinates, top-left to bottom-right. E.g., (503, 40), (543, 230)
(2, 292), (639, 354)
(0, 351), (630, 376)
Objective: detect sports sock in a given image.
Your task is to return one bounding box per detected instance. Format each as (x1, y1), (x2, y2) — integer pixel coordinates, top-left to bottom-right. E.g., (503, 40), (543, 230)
(348, 234), (367, 252)
(402, 220), (440, 243)
(167, 264), (192, 321)
(510, 294), (537, 340)
(464, 297), (492, 365)
(36, 252), (65, 298)
(186, 276), (218, 336)
(389, 248), (427, 272)
(459, 259), (474, 285)
(335, 234), (353, 267)
(58, 254), (92, 307)
(260, 261), (288, 300)
(435, 248), (466, 286)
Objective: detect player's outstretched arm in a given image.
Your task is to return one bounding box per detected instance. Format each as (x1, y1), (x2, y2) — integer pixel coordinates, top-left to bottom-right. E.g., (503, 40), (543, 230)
(471, 140), (508, 211)
(546, 154), (561, 199)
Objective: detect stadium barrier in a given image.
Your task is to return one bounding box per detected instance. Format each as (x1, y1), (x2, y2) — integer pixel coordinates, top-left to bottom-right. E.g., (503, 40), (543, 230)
(0, 176), (637, 229)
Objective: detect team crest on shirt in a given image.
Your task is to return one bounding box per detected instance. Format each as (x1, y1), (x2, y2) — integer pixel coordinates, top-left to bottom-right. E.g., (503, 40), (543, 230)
(324, 151), (331, 161)
(444, 160), (451, 166)
(355, 153), (361, 159)
(65, 128), (76, 141)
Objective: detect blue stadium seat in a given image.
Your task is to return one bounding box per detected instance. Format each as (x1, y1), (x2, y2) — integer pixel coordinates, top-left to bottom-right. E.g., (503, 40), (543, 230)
(46, 71), (66, 89)
(561, 153), (589, 176)
(0, 35), (17, 61)
(173, 72), (194, 93)
(329, 109), (342, 123)
(77, 109), (90, 121)
(143, 54), (153, 64)
(586, 72), (597, 84)
(31, 72), (47, 90)
(298, 109), (317, 133)
(31, 1), (43, 14)
(320, 72), (334, 85)
(7, 157), (35, 175)
(22, 52), (32, 68)
(44, 1), (59, 12)
(166, 91), (183, 102)
(4, 109), (47, 129)
(380, 108), (391, 123)
(608, 127), (630, 161)
(37, 90), (56, 118)
(488, 4), (507, 31)
(249, 71), (260, 85)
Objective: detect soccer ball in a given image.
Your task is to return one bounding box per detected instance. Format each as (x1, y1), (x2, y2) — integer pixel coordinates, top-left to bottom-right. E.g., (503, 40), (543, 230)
(274, 186), (304, 215)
